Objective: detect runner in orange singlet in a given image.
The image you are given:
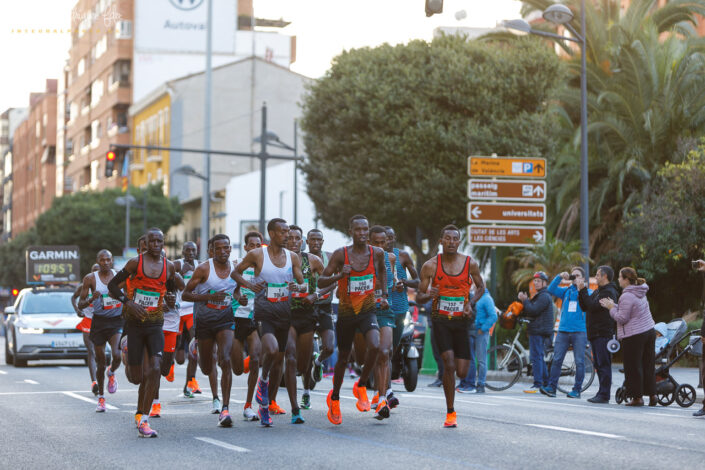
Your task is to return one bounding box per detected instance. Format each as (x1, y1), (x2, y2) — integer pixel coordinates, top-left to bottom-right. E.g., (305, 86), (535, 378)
(417, 224), (485, 428)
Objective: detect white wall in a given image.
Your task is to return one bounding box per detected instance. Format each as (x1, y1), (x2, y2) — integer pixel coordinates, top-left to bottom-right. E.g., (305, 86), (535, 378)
(225, 161), (348, 258)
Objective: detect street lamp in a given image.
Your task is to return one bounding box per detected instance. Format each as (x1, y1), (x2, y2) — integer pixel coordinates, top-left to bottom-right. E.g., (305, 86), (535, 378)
(115, 191), (147, 253)
(504, 0), (589, 274)
(173, 165), (207, 181)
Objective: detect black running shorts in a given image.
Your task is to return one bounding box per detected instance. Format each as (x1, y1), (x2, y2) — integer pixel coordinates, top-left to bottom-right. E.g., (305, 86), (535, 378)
(314, 304), (334, 333)
(89, 315), (123, 347)
(291, 310), (316, 336)
(336, 311), (379, 353)
(125, 323), (164, 366)
(195, 317), (235, 342)
(431, 318), (471, 360)
(257, 313), (290, 352)
(234, 317), (258, 344)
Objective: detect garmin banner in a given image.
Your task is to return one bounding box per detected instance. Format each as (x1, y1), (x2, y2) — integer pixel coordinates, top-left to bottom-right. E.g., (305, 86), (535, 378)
(26, 246), (81, 284)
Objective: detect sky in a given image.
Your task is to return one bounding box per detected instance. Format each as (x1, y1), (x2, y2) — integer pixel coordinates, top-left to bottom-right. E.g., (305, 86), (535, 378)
(0, 0), (522, 113)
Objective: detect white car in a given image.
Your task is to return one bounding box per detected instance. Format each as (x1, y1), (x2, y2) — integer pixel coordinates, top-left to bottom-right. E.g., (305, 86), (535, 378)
(4, 287), (87, 367)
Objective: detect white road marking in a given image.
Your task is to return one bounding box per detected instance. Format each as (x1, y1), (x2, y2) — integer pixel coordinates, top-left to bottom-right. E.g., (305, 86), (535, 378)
(396, 392), (499, 406)
(195, 437), (249, 453)
(62, 391), (118, 410)
(24, 379), (39, 384)
(0, 370), (7, 375)
(526, 424), (623, 439)
(58, 366), (71, 370)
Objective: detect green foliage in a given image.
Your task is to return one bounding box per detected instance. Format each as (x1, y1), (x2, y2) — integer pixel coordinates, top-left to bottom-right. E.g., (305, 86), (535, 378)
(508, 235), (589, 289)
(613, 145), (705, 317)
(0, 184), (183, 288)
(300, 35), (564, 259)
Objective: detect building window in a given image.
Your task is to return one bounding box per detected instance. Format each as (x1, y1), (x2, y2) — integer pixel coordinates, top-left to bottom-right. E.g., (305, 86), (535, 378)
(110, 60), (131, 87)
(91, 79), (104, 107)
(77, 58), (85, 76)
(116, 20), (132, 39)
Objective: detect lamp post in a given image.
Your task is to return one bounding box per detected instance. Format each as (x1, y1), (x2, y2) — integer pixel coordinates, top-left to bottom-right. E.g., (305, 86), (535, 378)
(505, 1), (589, 274)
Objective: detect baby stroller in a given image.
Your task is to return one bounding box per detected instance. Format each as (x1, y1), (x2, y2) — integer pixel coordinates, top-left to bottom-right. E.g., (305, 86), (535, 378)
(615, 319), (701, 407)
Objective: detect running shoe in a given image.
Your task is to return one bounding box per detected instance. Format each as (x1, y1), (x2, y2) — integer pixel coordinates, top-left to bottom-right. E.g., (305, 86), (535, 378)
(149, 403), (161, 418)
(300, 393), (311, 410)
(524, 385), (541, 394)
(258, 405), (273, 427)
(291, 410), (305, 424)
(243, 356), (250, 374)
(188, 338), (198, 362)
(166, 364), (174, 382)
(327, 395), (342, 425)
(183, 384), (194, 398)
(138, 421), (158, 438)
(269, 401), (286, 415)
(218, 409), (233, 427)
(255, 377), (269, 406)
(456, 385), (475, 393)
(107, 371), (118, 394)
(326, 389), (333, 408)
(134, 413), (142, 428)
(212, 398), (221, 414)
(371, 392), (379, 407)
(387, 393), (399, 409)
(352, 381), (370, 412)
(374, 400), (390, 420)
(312, 353), (323, 383)
(96, 397), (106, 413)
(91, 381), (99, 396)
(443, 411), (457, 428)
(189, 378), (202, 394)
(243, 404), (259, 421)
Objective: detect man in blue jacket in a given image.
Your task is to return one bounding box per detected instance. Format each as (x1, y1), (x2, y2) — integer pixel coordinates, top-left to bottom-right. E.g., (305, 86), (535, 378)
(518, 271), (554, 393)
(457, 290), (497, 393)
(541, 267), (591, 398)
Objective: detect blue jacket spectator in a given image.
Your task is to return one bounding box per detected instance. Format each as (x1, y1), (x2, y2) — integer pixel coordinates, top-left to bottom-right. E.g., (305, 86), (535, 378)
(474, 290), (497, 333)
(548, 274), (590, 332)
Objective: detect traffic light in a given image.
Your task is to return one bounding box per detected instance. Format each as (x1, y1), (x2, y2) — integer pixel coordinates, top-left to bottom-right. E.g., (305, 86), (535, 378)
(105, 150), (116, 177)
(425, 0), (443, 17)
(11, 288), (19, 297)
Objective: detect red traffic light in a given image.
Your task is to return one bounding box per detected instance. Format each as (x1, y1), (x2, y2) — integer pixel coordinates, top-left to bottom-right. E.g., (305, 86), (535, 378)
(11, 288), (19, 296)
(106, 150), (116, 161)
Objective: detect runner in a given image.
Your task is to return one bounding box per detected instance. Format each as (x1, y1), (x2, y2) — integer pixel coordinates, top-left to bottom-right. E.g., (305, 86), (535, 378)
(182, 234), (245, 427)
(231, 231), (263, 422)
(172, 242), (200, 398)
(232, 218), (305, 427)
(71, 263), (100, 395)
(385, 226), (419, 408)
(77, 250), (124, 412)
(417, 224), (485, 428)
(301, 228), (336, 409)
(107, 228), (181, 438)
(318, 214), (389, 425)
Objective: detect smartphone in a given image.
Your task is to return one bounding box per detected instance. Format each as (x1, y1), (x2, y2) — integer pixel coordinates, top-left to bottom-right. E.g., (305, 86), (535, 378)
(569, 274), (576, 280)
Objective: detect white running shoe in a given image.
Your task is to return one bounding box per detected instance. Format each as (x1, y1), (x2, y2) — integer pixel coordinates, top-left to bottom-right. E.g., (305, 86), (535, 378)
(211, 398), (221, 414)
(243, 404), (259, 421)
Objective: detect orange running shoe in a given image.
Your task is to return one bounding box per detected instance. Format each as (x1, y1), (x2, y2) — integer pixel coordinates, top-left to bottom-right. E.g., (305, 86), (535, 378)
(374, 399), (390, 420)
(166, 364), (174, 382)
(134, 413), (142, 428)
(352, 380), (360, 399)
(326, 389), (333, 408)
(327, 396), (342, 425)
(243, 356), (250, 374)
(443, 411), (457, 428)
(188, 378), (202, 394)
(371, 392), (379, 407)
(269, 401), (286, 415)
(149, 403), (161, 418)
(355, 386), (370, 412)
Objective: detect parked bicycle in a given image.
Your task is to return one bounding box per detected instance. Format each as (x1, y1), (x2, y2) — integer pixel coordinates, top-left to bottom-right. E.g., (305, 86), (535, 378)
(485, 318), (595, 392)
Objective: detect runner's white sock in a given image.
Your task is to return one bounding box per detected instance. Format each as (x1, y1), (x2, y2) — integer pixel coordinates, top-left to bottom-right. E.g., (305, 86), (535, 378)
(153, 399), (159, 405)
(386, 388), (393, 398)
(314, 357), (322, 366)
(303, 389), (310, 396)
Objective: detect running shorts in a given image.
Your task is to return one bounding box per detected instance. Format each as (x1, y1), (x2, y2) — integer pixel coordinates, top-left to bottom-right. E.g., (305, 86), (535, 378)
(89, 316), (123, 347)
(125, 323), (164, 366)
(234, 317), (258, 344)
(431, 318), (471, 360)
(76, 317), (92, 333)
(336, 311), (378, 353)
(163, 330), (178, 353)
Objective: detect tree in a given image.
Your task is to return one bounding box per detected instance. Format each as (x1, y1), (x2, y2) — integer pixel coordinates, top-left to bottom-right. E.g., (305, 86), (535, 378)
(613, 143), (705, 318)
(0, 183), (183, 288)
(300, 35), (564, 261)
(508, 235), (588, 289)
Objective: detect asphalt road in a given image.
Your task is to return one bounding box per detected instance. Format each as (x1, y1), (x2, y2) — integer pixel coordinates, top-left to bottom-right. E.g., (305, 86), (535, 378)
(1, 336), (703, 470)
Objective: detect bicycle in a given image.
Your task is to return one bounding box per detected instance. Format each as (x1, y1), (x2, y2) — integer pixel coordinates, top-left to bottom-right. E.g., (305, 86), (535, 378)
(485, 318), (595, 393)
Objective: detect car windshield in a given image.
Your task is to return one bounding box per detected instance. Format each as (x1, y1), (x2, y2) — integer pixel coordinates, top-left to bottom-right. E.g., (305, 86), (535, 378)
(20, 292), (75, 314)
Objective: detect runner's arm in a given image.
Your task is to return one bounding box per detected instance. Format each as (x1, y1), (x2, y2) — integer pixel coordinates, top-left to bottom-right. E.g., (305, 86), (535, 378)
(181, 263), (225, 302)
(467, 260), (485, 313)
(107, 257), (148, 319)
(231, 250), (264, 292)
(415, 260), (437, 304)
(317, 249), (346, 289)
(71, 284), (83, 316)
(77, 274), (98, 310)
(310, 255), (336, 298)
(400, 251), (420, 289)
(291, 252), (305, 286)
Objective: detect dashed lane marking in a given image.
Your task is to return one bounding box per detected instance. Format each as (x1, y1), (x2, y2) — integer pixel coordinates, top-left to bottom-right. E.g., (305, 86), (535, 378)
(62, 391), (119, 410)
(194, 437), (249, 453)
(526, 424), (623, 439)
(24, 379), (39, 384)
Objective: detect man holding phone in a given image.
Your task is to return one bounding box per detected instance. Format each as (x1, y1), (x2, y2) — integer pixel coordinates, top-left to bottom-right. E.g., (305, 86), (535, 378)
(541, 267), (591, 398)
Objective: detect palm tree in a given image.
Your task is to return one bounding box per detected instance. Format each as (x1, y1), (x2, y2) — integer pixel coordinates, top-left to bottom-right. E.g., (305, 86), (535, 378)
(507, 234), (589, 289)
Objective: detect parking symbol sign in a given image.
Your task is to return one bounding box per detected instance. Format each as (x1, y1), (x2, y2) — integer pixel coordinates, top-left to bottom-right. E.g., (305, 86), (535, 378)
(523, 163), (533, 173)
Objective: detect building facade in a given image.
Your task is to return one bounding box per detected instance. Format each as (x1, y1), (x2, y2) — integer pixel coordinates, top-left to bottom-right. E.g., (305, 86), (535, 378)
(0, 107), (28, 241)
(9, 80), (58, 238)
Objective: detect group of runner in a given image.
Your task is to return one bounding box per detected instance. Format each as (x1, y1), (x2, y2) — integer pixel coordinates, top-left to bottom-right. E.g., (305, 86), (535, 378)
(70, 216), (483, 437)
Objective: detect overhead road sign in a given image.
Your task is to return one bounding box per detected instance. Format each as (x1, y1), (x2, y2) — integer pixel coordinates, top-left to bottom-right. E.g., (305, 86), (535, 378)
(468, 202), (546, 225)
(468, 156), (546, 178)
(468, 179), (546, 202)
(468, 225), (546, 247)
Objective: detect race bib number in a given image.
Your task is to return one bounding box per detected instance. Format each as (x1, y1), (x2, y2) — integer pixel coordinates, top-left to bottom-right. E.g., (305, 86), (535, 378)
(206, 290), (232, 310)
(267, 283), (289, 302)
(291, 279), (309, 299)
(439, 296), (464, 316)
(318, 291), (331, 300)
(134, 289), (160, 311)
(102, 294), (122, 310)
(349, 274), (374, 296)
(183, 273), (193, 282)
(568, 301), (578, 313)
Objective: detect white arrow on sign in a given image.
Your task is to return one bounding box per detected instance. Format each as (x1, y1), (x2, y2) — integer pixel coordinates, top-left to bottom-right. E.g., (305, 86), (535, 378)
(533, 230), (544, 242)
(533, 185), (544, 196)
(471, 206), (482, 218)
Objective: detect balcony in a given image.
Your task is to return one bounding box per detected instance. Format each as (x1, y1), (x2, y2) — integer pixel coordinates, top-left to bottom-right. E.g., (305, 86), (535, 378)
(90, 138), (100, 149)
(80, 145), (90, 155)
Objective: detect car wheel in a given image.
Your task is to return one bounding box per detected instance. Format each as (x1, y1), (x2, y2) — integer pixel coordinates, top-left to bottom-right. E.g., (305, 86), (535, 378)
(12, 329), (27, 368)
(4, 330), (13, 365)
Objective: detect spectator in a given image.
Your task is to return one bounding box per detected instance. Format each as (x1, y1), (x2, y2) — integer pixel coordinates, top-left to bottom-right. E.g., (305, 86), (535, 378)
(577, 265), (618, 404)
(456, 312), (477, 393)
(518, 271), (554, 394)
(599, 267), (656, 407)
(541, 267), (591, 398)
(457, 290), (497, 394)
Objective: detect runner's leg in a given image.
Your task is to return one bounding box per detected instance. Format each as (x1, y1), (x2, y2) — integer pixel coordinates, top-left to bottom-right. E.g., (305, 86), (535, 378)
(215, 329), (234, 410)
(84, 332), (97, 383)
(245, 331), (261, 405)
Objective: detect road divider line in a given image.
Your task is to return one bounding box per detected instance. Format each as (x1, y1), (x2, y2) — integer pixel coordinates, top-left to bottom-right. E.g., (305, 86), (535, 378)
(195, 437), (249, 453)
(0, 370), (7, 375)
(396, 393), (498, 406)
(24, 379), (39, 384)
(526, 424), (623, 439)
(63, 391), (118, 410)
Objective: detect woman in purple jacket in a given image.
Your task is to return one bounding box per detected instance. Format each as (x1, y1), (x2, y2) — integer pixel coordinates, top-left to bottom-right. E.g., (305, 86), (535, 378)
(600, 267), (656, 407)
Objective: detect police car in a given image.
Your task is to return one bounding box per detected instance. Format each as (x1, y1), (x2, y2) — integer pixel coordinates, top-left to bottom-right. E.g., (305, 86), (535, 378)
(3, 286), (87, 367)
